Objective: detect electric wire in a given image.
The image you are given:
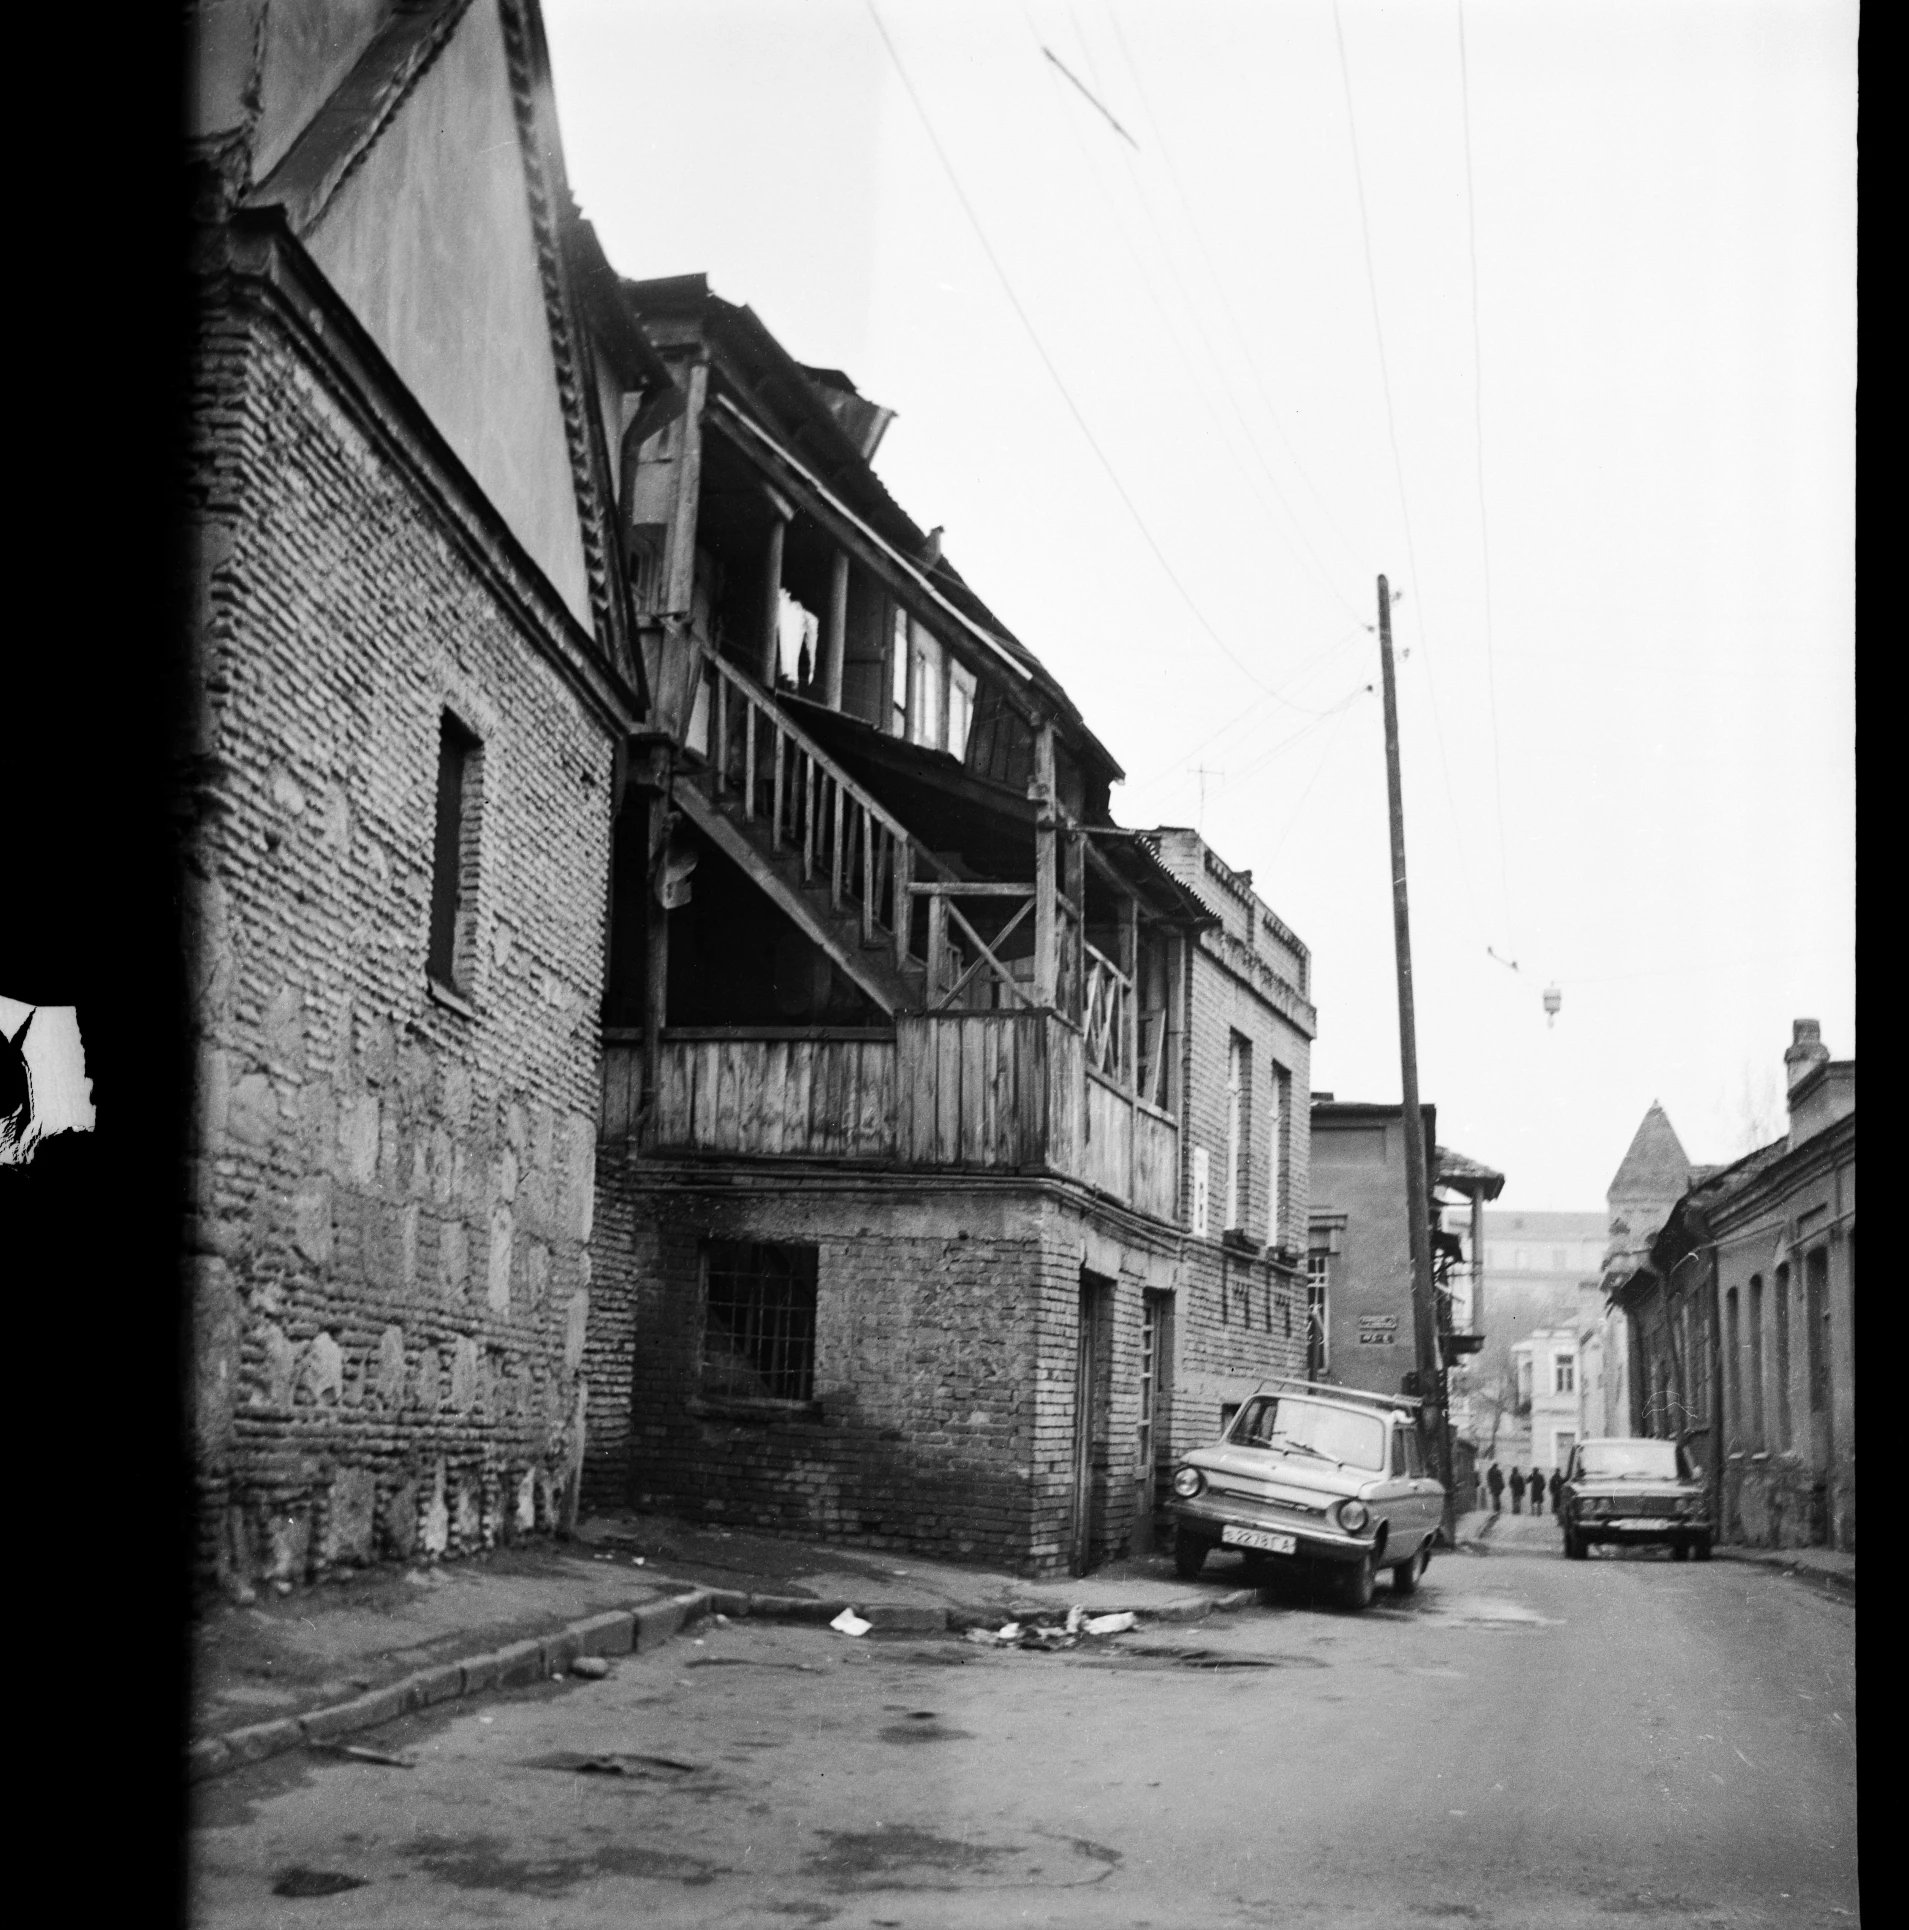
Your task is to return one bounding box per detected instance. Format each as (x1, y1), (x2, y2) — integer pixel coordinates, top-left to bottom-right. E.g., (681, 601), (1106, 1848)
(1022, 2), (1358, 633)
(862, 0), (1289, 701)
(1099, 0), (1367, 588)
(1130, 620), (1369, 786)
(1457, 0), (1518, 955)
(1262, 689), (1366, 866)
(1331, 1), (1490, 945)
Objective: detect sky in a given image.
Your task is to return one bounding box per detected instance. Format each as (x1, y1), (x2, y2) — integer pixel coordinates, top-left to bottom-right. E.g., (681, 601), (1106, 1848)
(544, 0), (1856, 1208)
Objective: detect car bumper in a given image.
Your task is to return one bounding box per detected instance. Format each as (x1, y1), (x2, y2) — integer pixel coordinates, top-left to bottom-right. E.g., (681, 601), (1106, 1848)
(1169, 1496), (1376, 1567)
(1573, 1519), (1711, 1541)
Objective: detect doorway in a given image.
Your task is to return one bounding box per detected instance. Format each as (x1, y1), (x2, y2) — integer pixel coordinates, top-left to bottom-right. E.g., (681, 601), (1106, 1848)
(1131, 1291), (1173, 1557)
(1071, 1270), (1114, 1576)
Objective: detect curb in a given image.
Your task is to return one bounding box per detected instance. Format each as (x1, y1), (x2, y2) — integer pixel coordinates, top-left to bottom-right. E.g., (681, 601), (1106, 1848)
(1713, 1547), (1855, 1599)
(187, 1578), (1261, 1784)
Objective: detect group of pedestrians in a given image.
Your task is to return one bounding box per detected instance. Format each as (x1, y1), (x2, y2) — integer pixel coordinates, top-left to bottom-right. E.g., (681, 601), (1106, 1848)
(1485, 1462), (1561, 1516)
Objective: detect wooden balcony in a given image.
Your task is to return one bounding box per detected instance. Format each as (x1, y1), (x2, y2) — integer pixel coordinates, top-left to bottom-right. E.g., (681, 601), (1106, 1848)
(601, 1012), (1180, 1224)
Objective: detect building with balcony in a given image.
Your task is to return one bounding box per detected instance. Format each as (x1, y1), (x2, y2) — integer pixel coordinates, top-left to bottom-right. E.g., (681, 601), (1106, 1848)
(579, 277), (1317, 1576)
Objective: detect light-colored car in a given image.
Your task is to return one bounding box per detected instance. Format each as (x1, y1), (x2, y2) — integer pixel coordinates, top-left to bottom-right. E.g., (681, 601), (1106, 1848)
(1560, 1437), (1712, 1560)
(1166, 1378), (1447, 1610)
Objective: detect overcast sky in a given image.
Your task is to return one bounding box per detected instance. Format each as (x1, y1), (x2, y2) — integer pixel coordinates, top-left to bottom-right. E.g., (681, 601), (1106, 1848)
(545, 0), (1855, 1209)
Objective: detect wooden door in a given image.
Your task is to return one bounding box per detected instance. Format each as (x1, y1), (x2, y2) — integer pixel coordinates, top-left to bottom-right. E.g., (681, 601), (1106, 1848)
(1131, 1293), (1167, 1556)
(1071, 1274), (1111, 1576)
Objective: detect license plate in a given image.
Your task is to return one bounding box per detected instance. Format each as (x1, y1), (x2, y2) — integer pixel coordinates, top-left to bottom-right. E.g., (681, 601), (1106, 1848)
(1222, 1526), (1297, 1554)
(1610, 1519), (1670, 1532)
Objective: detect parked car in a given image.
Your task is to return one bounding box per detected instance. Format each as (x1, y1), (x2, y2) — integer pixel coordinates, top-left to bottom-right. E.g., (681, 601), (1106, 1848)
(1167, 1379), (1447, 1609)
(1559, 1437), (1712, 1560)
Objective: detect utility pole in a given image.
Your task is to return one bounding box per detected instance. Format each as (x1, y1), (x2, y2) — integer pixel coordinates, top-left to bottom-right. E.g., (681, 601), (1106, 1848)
(1376, 575), (1450, 1535)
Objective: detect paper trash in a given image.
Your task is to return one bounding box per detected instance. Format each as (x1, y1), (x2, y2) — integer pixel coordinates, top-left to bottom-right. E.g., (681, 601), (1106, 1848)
(829, 1607), (872, 1637)
(1083, 1611), (1137, 1635)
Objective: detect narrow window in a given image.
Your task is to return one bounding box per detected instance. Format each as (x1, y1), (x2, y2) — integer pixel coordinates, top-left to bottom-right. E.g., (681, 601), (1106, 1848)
(1747, 1274), (1765, 1447)
(1772, 1262), (1792, 1449)
(1805, 1247), (1829, 1416)
(1306, 1250), (1330, 1375)
(1191, 1146), (1209, 1239)
(429, 713), (481, 993)
(1724, 1286), (1741, 1440)
(1554, 1353), (1575, 1395)
(1267, 1064), (1288, 1244)
(889, 607), (908, 736)
(702, 1241), (818, 1402)
(1224, 1033), (1250, 1230)
(948, 663), (977, 761)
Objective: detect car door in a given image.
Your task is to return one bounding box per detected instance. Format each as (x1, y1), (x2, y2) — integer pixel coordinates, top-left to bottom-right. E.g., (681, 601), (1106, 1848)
(1400, 1421), (1441, 1550)
(1378, 1424), (1420, 1560)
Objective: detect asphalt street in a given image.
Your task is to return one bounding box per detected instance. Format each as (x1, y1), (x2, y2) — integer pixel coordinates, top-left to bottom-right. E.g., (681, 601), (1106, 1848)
(188, 1539), (1859, 1928)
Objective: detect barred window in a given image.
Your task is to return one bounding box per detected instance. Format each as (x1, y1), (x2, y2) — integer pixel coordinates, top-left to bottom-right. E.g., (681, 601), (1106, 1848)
(702, 1242), (817, 1402)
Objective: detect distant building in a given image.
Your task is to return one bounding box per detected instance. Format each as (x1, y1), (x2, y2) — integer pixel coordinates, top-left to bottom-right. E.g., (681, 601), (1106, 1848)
(1512, 1323), (1583, 1474)
(1477, 1209), (1607, 1357)
(1307, 1100), (1501, 1402)
(1628, 1023), (1855, 1551)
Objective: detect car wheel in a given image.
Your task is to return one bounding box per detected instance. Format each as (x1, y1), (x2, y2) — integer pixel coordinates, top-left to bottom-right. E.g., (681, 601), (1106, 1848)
(1563, 1525), (1586, 1561)
(1173, 1530), (1210, 1580)
(1341, 1551), (1377, 1611)
(1392, 1542), (1429, 1594)
(1692, 1534), (1713, 1562)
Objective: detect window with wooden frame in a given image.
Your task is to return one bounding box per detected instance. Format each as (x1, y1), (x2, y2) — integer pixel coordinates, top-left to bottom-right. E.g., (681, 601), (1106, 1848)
(428, 711), (482, 996)
(702, 1241), (818, 1403)
(1225, 1033), (1251, 1231)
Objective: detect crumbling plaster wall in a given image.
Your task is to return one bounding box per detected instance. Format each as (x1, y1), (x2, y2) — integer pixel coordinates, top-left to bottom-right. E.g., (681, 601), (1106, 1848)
(186, 287), (613, 1596)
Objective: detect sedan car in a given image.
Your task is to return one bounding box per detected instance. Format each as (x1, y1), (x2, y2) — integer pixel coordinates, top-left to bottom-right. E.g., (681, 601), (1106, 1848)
(1167, 1379), (1447, 1610)
(1560, 1437), (1712, 1560)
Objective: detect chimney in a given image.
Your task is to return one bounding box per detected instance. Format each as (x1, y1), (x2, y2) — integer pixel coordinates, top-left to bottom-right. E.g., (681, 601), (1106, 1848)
(1783, 1019), (1830, 1095)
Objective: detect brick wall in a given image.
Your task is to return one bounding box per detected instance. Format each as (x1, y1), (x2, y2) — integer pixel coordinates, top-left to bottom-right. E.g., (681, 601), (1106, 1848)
(184, 289), (617, 1593)
(587, 1161), (1307, 1576)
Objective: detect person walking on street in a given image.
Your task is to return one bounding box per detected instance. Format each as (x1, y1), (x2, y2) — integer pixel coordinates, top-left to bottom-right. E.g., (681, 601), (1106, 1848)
(1508, 1466), (1525, 1515)
(1530, 1467), (1545, 1516)
(1487, 1463), (1505, 1514)
(1548, 1468), (1563, 1515)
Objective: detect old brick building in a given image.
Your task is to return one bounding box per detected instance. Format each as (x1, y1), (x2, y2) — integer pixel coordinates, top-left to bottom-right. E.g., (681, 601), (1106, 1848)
(1621, 1023), (1856, 1552)
(582, 278), (1316, 1576)
(183, 1), (656, 1592)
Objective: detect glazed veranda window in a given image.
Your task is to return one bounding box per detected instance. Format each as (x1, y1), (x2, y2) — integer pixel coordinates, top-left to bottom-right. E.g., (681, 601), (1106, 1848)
(1230, 1396), (1386, 1472)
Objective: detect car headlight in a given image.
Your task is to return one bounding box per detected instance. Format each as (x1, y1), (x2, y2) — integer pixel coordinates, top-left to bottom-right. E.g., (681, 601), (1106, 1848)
(1172, 1467), (1205, 1500)
(1336, 1500), (1370, 1534)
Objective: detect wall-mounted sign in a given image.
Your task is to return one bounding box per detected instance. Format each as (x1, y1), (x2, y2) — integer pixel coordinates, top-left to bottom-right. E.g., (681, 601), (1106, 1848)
(1357, 1330), (1399, 1346)
(1357, 1314), (1399, 1347)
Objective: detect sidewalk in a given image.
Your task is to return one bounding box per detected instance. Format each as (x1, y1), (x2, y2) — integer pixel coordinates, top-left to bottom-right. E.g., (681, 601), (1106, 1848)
(1713, 1540), (1856, 1597)
(188, 1512), (1261, 1784)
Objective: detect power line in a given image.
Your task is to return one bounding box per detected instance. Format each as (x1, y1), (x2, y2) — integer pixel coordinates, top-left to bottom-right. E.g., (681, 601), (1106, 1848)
(1130, 621), (1369, 786)
(1099, 0), (1368, 587)
(1331, 2), (1490, 946)
(862, 0), (1287, 700)
(1039, 44), (1139, 148)
(1022, 3), (1359, 629)
(1457, 0), (1517, 954)
(1263, 688), (1366, 865)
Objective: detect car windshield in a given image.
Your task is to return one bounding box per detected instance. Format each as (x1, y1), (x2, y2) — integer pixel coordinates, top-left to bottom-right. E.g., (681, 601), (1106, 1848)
(1231, 1396), (1386, 1472)
(1577, 1440), (1685, 1481)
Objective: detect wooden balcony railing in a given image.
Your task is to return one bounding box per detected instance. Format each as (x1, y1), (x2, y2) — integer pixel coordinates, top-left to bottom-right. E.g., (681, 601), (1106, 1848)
(685, 650), (932, 966)
(601, 1013), (1179, 1224)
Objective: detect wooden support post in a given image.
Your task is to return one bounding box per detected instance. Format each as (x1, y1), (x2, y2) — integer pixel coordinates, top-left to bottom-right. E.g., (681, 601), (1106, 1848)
(771, 725), (785, 849)
(663, 362), (708, 616)
(759, 501), (789, 689)
(1033, 723), (1058, 1007)
(822, 551), (849, 711)
(928, 888), (948, 1004)
(624, 734), (675, 1135)
(892, 839), (913, 969)
(1122, 897), (1138, 1089)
